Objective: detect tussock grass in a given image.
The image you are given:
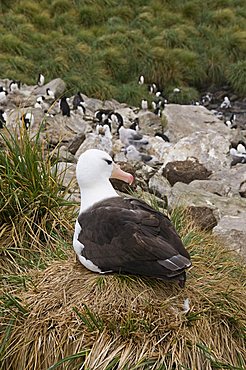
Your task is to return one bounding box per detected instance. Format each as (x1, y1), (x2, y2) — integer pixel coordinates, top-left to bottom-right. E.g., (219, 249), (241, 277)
(0, 207), (245, 370)
(0, 128), (76, 276)
(226, 61), (246, 95)
(1, 0), (246, 102)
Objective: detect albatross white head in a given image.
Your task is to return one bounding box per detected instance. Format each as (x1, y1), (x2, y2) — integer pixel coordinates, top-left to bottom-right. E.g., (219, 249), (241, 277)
(76, 149), (134, 213)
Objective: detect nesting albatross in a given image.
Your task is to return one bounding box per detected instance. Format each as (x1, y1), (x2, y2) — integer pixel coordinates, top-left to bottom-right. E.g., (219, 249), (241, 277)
(73, 149), (191, 287)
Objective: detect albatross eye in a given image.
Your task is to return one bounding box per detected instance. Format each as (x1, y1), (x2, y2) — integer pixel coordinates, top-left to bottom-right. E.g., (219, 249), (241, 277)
(103, 158), (112, 165)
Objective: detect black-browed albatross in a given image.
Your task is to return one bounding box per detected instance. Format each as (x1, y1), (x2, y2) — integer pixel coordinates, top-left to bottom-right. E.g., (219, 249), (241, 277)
(73, 149), (191, 287)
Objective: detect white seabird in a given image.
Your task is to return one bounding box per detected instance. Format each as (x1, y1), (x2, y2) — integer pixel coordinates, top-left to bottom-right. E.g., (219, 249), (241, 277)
(220, 96), (231, 109)
(125, 145), (157, 164)
(119, 125), (149, 149)
(73, 149), (191, 286)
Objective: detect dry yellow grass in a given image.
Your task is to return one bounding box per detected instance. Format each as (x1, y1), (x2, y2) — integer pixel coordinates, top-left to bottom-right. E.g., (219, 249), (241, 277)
(1, 228), (246, 370)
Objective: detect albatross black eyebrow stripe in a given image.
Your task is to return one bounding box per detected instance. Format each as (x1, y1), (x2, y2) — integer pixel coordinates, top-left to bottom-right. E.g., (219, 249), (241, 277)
(103, 158), (113, 165)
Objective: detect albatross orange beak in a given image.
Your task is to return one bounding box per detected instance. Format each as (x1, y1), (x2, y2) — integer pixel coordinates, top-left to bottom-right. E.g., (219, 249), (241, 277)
(111, 163), (134, 185)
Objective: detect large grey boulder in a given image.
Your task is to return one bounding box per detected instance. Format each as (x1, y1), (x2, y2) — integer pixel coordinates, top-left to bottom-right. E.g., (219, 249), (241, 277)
(148, 173), (172, 200)
(44, 115), (89, 146)
(75, 132), (113, 159)
(137, 111), (163, 136)
(163, 104), (229, 142)
(213, 214), (246, 259)
(146, 136), (172, 161)
(168, 182), (246, 220)
(188, 179), (231, 197)
(160, 130), (231, 173)
(209, 164), (246, 197)
(33, 78), (66, 97)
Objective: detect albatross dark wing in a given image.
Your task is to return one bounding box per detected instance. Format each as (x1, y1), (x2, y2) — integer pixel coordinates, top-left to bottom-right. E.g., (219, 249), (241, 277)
(77, 197), (191, 283)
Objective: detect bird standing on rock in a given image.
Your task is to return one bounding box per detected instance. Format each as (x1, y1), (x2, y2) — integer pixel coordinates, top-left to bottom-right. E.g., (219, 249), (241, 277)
(46, 88), (55, 100)
(60, 96), (70, 117)
(125, 145), (156, 164)
(73, 149), (191, 287)
(220, 96), (231, 109)
(37, 73), (45, 87)
(21, 112), (34, 129)
(0, 109), (7, 128)
(73, 92), (84, 110)
(0, 89), (8, 104)
(118, 125), (149, 149)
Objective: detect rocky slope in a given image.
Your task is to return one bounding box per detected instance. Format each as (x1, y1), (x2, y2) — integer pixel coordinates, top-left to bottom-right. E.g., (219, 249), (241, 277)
(1, 77), (246, 258)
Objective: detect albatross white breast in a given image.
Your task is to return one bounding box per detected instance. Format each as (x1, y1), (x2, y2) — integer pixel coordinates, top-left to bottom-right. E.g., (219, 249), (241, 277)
(73, 149), (191, 287)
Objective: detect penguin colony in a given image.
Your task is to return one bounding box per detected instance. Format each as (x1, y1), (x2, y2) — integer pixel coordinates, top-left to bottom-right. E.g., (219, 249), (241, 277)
(0, 73), (245, 166)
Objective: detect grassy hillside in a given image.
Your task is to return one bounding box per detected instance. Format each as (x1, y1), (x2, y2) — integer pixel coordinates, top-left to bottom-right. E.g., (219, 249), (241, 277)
(0, 0), (246, 105)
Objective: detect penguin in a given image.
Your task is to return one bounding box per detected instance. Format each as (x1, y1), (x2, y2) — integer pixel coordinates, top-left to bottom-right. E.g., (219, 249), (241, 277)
(0, 109), (7, 128)
(224, 113), (237, 129)
(21, 112), (34, 129)
(141, 99), (148, 110)
(129, 117), (140, 131)
(9, 80), (21, 92)
(46, 88), (55, 100)
(37, 73), (45, 87)
(138, 75), (144, 85)
(94, 109), (112, 123)
(60, 96), (70, 117)
(220, 96), (231, 109)
(73, 92), (84, 110)
(0, 89), (8, 104)
(77, 102), (86, 115)
(148, 83), (157, 94)
(108, 112), (123, 133)
(154, 132), (170, 142)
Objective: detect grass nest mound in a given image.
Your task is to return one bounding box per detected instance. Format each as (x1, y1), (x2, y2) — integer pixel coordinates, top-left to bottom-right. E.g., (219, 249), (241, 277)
(1, 230), (246, 370)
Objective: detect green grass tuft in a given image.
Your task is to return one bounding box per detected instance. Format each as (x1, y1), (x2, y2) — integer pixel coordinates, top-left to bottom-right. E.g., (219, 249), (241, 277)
(0, 127), (75, 275)
(226, 60), (246, 95)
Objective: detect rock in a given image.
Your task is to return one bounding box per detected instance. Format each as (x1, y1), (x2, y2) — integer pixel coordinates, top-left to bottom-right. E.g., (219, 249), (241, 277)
(81, 96), (104, 112)
(75, 133), (112, 159)
(168, 182), (246, 220)
(137, 111), (163, 136)
(55, 162), (77, 189)
(56, 146), (75, 162)
(68, 132), (86, 155)
(163, 158), (212, 186)
(209, 164), (246, 197)
(213, 214), (246, 259)
(133, 161), (155, 180)
(145, 136), (171, 161)
(34, 78), (66, 97)
(103, 99), (125, 111)
(160, 130), (231, 173)
(148, 173), (171, 203)
(2, 74), (246, 259)
(65, 114), (90, 134)
(163, 104), (229, 142)
(44, 115), (88, 146)
(186, 206), (217, 231)
(189, 179), (231, 197)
